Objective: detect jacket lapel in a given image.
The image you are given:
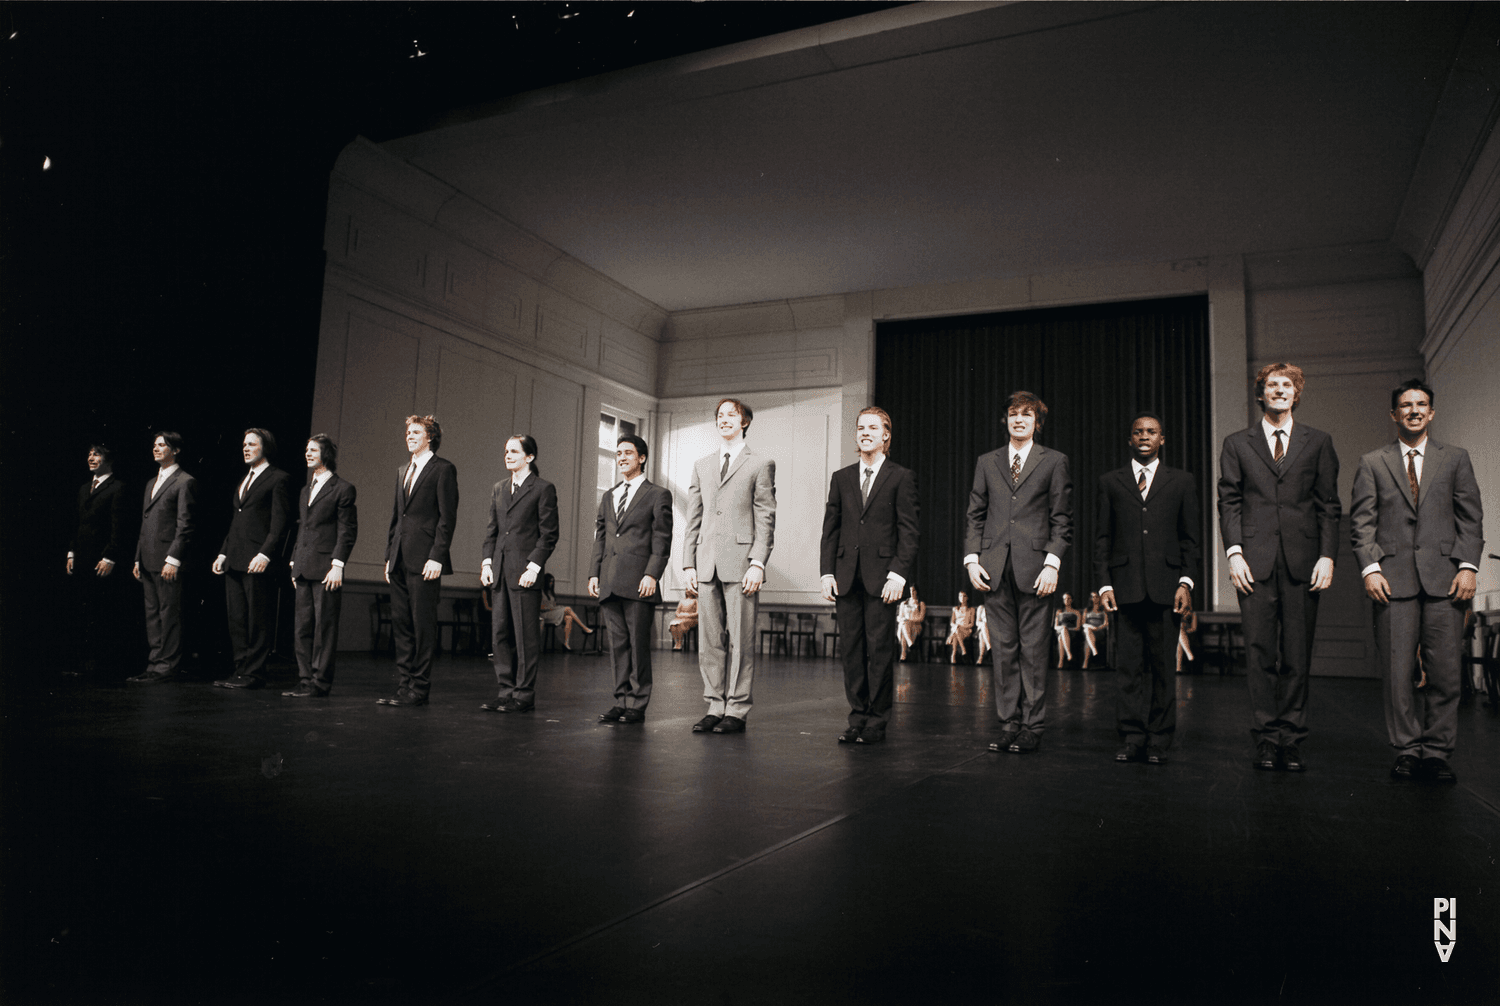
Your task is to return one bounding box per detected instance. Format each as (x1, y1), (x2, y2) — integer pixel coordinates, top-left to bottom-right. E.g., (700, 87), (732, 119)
(507, 474), (534, 512)
(621, 479), (654, 523)
(1416, 441), (1447, 513)
(1381, 443), (1417, 512)
(1013, 445), (1044, 492)
(1279, 425), (1308, 474)
(1248, 427), (1278, 476)
(144, 469), (179, 513)
(722, 445), (751, 486)
(861, 460), (895, 514)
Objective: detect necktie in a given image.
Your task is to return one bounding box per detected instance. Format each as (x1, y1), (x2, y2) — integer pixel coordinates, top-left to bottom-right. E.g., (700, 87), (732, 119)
(403, 463), (416, 497)
(1137, 469), (1148, 498)
(92, 476), (103, 492)
(1273, 430), (1285, 465)
(616, 484), (629, 523)
(861, 467), (873, 505)
(720, 452), (731, 481)
(239, 470), (254, 503)
(1010, 452), (1022, 485)
(1407, 449), (1420, 505)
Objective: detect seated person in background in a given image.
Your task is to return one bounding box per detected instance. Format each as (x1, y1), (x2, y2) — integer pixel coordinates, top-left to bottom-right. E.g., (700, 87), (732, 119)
(1081, 591), (1109, 669)
(947, 590), (977, 664)
(897, 587), (926, 661)
(669, 588), (699, 650)
(1175, 608), (1199, 674)
(974, 602), (991, 665)
(1054, 592), (1081, 668)
(540, 572), (593, 650)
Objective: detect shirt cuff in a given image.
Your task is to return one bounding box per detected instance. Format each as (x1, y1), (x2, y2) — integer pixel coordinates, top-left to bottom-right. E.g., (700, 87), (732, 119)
(165, 556), (181, 568)
(216, 554), (227, 563)
(1459, 562), (1478, 573)
(963, 553), (979, 566)
(750, 560), (765, 571)
(482, 558), (493, 568)
(885, 572), (906, 589)
(1100, 585), (1113, 596)
(526, 562), (541, 575)
(1360, 562), (1381, 578)
(253, 553), (270, 566)
(821, 574), (836, 584)
(67, 551), (74, 559)
(1179, 577), (1194, 589)
(1226, 545), (1243, 558)
(1044, 553), (1061, 570)
(331, 559), (344, 568)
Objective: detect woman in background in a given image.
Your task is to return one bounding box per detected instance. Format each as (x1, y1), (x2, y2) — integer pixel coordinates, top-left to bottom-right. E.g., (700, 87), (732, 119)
(540, 572), (593, 650)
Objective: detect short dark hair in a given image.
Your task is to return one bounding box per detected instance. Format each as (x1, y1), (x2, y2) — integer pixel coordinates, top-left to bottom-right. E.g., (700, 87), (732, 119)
(1005, 391), (1048, 431)
(405, 415), (442, 451)
(1130, 411), (1165, 432)
(617, 434), (649, 461)
(88, 442), (113, 462)
(154, 430), (184, 455)
(244, 427), (277, 462)
(307, 434), (338, 472)
(508, 433), (541, 477)
(1391, 378), (1435, 411)
(715, 398), (754, 436)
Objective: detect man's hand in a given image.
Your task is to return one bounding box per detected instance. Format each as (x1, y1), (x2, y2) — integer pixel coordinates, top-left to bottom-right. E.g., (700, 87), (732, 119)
(479, 564), (494, 588)
(384, 561), (392, 585)
(1228, 553), (1255, 594)
(1100, 588), (1118, 613)
(1450, 568), (1477, 602)
(880, 577), (904, 604)
(247, 553), (270, 574)
(518, 566), (537, 588)
(66, 556), (74, 575)
(741, 565), (764, 595)
(1173, 583), (1193, 614)
(1364, 571), (1392, 604)
(966, 562), (991, 592)
(322, 565), (343, 591)
(588, 576), (600, 599)
(683, 567), (698, 593)
(820, 574), (837, 603)
(161, 562), (179, 582)
(133, 562), (142, 581)
(1032, 566), (1058, 597)
(1308, 556), (1334, 593)
(422, 559), (443, 582)
(211, 555), (227, 575)
(638, 575), (657, 599)
(95, 558), (115, 577)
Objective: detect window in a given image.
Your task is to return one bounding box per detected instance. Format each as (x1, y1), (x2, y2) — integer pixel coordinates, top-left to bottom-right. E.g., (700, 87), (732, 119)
(598, 411), (639, 497)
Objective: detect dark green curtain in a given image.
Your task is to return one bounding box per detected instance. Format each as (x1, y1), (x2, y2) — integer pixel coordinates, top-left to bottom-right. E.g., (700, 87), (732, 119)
(874, 296), (1212, 609)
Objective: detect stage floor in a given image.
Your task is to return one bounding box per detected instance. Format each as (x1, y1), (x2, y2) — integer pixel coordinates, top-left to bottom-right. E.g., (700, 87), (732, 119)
(5, 650), (1499, 1004)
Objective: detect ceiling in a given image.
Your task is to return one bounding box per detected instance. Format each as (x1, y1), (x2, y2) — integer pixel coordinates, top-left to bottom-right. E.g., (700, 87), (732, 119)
(384, 2), (1474, 313)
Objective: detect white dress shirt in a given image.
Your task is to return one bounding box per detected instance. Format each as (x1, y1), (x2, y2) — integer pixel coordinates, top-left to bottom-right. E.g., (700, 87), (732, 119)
(614, 471), (646, 514)
(404, 448), (434, 490)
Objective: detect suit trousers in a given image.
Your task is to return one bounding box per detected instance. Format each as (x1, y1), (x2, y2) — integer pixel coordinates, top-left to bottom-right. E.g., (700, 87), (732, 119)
(293, 575), (343, 691)
(225, 568), (277, 681)
(698, 575), (759, 720)
(491, 578), (542, 704)
(601, 596), (655, 709)
(389, 553), (441, 698)
(985, 555), (1052, 734)
(836, 576), (898, 731)
(1374, 592), (1464, 758)
(1114, 600), (1177, 747)
(140, 568), (184, 676)
(1240, 550), (1318, 745)
(71, 568), (130, 673)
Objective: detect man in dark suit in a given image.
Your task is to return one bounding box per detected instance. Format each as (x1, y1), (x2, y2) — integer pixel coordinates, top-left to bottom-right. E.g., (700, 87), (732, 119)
(284, 434), (357, 698)
(820, 406), (919, 745)
(1352, 379), (1484, 784)
(1217, 362), (1341, 772)
(1095, 412), (1201, 765)
(589, 434), (673, 724)
(128, 431), (197, 684)
(381, 415), (459, 707)
(212, 428), (293, 690)
(67, 442), (134, 676)
(965, 390), (1073, 755)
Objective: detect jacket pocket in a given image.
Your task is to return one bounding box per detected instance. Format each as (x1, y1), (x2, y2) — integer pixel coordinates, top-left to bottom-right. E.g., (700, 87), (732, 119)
(736, 533), (753, 544)
(878, 546), (893, 558)
(1440, 539), (1455, 555)
(1109, 554), (1129, 569)
(1032, 538), (1049, 551)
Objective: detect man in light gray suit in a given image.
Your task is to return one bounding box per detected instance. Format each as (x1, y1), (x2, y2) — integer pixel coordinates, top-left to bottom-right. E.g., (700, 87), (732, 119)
(1352, 378), (1484, 784)
(684, 397), (776, 734)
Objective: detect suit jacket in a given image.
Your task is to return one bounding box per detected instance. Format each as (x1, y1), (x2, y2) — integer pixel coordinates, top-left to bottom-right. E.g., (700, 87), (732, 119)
(221, 465), (293, 572)
(819, 458), (920, 596)
(290, 474), (358, 581)
(685, 444), (776, 582)
(1217, 422), (1340, 581)
(481, 473), (559, 588)
(72, 475), (132, 565)
(1351, 439), (1484, 599)
(135, 468), (197, 570)
(963, 443), (1072, 593)
(1094, 464), (1201, 606)
(386, 455), (459, 574)
(591, 479), (672, 602)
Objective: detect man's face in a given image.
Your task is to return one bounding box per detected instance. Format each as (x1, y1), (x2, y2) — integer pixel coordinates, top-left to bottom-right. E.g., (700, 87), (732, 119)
(1261, 374), (1298, 414)
(1007, 406), (1037, 442)
(504, 438), (529, 472)
(152, 436), (176, 466)
(87, 448), (105, 471)
(1129, 417), (1164, 461)
(1392, 389), (1435, 440)
(242, 433), (264, 467)
(616, 443), (644, 480)
(855, 414), (889, 455)
(305, 440), (323, 469)
(716, 403), (744, 441)
(405, 423), (430, 456)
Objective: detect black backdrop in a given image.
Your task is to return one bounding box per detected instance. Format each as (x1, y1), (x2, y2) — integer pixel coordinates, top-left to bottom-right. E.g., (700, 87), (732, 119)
(873, 296), (1212, 609)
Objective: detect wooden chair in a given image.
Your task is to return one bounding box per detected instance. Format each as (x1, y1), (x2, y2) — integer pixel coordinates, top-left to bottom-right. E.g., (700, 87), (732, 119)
(369, 593), (394, 655)
(822, 624), (840, 659)
(579, 605), (604, 655)
(759, 611), (789, 655)
(437, 598), (478, 654)
(789, 613), (819, 657)
(922, 613), (949, 662)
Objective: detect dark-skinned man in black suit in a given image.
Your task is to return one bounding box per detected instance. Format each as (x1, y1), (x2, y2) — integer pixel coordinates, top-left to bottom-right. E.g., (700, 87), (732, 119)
(212, 428), (293, 690)
(284, 434), (358, 698)
(1096, 412), (1201, 765)
(1218, 362), (1341, 772)
(128, 431), (197, 684)
(381, 414), (459, 708)
(820, 406), (919, 745)
(589, 434), (672, 724)
(67, 442), (134, 677)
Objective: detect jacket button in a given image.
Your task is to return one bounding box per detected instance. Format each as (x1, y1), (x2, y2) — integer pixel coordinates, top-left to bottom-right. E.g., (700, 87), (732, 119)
(1142, 529), (1149, 535)
(860, 519), (865, 524)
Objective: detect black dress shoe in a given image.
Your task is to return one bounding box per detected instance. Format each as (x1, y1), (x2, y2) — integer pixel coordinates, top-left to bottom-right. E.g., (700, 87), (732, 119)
(1421, 757), (1457, 784)
(1279, 744), (1305, 772)
(1115, 744), (1144, 763)
(498, 698), (534, 713)
(1009, 729), (1039, 754)
(712, 715), (746, 734)
(282, 683), (328, 698)
(1253, 741), (1280, 771)
(1146, 746), (1169, 765)
(480, 699), (505, 712)
(988, 726), (1021, 753)
(837, 727), (862, 744)
(218, 675), (265, 690)
(127, 671), (183, 684)
(1391, 754), (1420, 779)
(856, 727), (885, 744)
(692, 715), (722, 733)
(599, 706), (627, 722)
(618, 708), (646, 724)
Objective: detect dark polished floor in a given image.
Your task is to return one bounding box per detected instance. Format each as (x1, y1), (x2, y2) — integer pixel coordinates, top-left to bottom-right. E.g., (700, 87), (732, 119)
(5, 649), (1499, 1005)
